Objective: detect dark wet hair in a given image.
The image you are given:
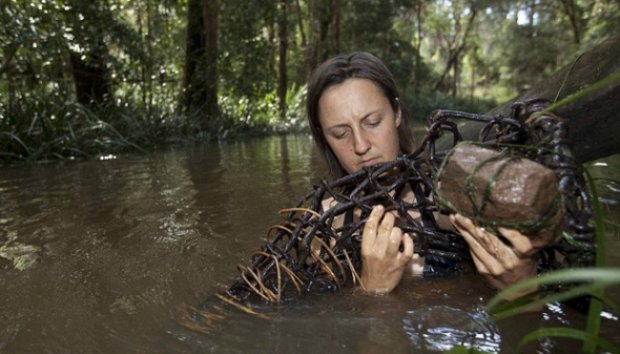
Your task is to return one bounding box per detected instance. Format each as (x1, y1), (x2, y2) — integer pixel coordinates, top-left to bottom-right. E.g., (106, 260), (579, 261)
(306, 52), (415, 179)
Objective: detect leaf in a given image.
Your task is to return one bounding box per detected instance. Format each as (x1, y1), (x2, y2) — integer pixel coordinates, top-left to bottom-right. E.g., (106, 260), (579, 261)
(582, 169), (608, 354)
(544, 71), (620, 113)
(445, 345), (494, 354)
(517, 327), (620, 354)
(486, 268), (620, 313)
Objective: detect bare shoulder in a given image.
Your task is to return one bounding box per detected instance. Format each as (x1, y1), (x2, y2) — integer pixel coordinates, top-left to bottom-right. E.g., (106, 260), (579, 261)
(321, 196), (337, 211)
(321, 196), (345, 229)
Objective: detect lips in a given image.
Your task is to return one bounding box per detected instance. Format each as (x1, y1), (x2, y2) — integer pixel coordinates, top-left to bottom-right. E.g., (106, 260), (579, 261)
(360, 158), (380, 168)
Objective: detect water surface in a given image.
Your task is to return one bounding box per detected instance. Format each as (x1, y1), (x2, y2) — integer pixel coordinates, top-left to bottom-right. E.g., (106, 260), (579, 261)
(1, 135), (618, 353)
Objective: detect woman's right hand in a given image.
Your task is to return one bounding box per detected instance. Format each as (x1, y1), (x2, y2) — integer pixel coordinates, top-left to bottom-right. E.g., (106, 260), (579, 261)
(450, 213), (538, 299)
(360, 205), (414, 294)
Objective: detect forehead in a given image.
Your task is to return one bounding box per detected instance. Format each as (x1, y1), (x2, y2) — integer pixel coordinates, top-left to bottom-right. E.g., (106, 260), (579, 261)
(318, 78), (389, 123)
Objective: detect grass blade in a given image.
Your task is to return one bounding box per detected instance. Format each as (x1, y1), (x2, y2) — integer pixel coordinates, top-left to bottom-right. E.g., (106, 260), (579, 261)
(486, 268), (620, 312)
(517, 327), (620, 353)
(582, 169), (607, 354)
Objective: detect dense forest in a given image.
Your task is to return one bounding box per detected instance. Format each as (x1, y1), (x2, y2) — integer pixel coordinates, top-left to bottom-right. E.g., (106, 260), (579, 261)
(1, 0), (619, 161)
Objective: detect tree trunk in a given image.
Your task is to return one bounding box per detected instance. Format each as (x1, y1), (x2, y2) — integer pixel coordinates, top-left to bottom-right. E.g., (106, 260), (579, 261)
(278, 0), (289, 121)
(182, 0), (219, 124)
(559, 0), (582, 44)
(203, 0), (219, 122)
(330, 0), (340, 54)
(182, 0), (205, 113)
(63, 0), (112, 108)
(69, 48), (111, 108)
(137, 1), (154, 111)
(0, 42), (19, 79)
(470, 58), (475, 100)
(432, 6), (477, 93)
(146, 0), (154, 112)
(295, 0), (307, 47)
(412, 0), (425, 96)
(307, 0), (340, 74)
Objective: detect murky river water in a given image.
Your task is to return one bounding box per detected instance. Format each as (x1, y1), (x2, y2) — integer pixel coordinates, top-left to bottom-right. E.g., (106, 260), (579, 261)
(1, 135), (618, 353)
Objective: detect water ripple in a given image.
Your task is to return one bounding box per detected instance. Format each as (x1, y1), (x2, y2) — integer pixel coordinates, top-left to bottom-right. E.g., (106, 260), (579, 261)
(402, 306), (501, 353)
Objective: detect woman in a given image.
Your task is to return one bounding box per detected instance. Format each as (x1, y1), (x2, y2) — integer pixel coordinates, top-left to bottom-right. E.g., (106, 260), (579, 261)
(306, 52), (539, 297)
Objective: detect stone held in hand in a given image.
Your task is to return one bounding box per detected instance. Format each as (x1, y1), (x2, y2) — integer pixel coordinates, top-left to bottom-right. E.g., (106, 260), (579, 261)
(435, 143), (564, 248)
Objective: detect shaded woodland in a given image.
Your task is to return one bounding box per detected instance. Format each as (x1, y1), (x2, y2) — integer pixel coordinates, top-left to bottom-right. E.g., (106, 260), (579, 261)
(1, 0), (619, 161)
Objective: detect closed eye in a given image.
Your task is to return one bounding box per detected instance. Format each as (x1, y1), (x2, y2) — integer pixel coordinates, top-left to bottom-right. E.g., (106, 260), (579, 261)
(332, 129), (349, 139)
(364, 117), (381, 128)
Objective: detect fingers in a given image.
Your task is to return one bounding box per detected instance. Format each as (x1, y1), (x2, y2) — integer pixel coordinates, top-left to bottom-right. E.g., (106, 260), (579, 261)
(362, 205), (385, 250)
(450, 214), (539, 293)
(378, 211), (396, 243)
(363, 205), (395, 251)
(362, 205), (411, 259)
(398, 233), (414, 263)
(498, 227), (536, 257)
(467, 244), (491, 274)
(359, 207), (415, 294)
(388, 220), (402, 246)
(451, 214), (504, 257)
(451, 214), (497, 254)
(451, 214), (514, 275)
(385, 224), (406, 259)
(375, 212), (404, 257)
(450, 214), (536, 258)
(451, 215), (495, 271)
(450, 213), (473, 230)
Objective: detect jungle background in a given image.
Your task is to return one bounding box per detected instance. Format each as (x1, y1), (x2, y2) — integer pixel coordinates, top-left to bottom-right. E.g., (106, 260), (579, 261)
(1, 0), (619, 162)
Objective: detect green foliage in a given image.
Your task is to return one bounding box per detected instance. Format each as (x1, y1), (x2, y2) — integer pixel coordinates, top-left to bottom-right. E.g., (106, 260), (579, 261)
(219, 1), (278, 100)
(0, 99), (145, 161)
(582, 168), (607, 354)
(341, 0), (416, 92)
(544, 71), (620, 113)
(517, 327), (619, 354)
(582, 0), (620, 47)
(500, 22), (564, 93)
(217, 83), (307, 138)
(486, 268), (619, 318)
(2, 0), (620, 161)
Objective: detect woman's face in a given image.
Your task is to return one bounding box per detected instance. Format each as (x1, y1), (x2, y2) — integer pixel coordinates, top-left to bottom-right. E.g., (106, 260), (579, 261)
(318, 78), (401, 174)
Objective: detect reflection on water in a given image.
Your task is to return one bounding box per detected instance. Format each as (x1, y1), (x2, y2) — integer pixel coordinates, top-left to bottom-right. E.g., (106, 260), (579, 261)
(0, 135), (618, 353)
(402, 306), (500, 352)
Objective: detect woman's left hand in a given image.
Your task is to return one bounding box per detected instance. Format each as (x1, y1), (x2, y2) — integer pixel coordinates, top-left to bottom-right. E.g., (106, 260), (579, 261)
(450, 213), (538, 299)
(360, 205), (415, 294)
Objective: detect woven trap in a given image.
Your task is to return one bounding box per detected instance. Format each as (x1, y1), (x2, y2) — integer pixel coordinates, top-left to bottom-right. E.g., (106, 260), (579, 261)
(178, 98), (595, 333)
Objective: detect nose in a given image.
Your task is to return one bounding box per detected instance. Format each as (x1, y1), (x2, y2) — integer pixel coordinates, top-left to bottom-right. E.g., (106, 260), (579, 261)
(353, 130), (371, 155)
